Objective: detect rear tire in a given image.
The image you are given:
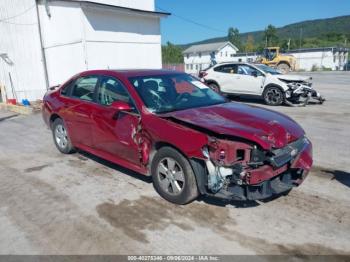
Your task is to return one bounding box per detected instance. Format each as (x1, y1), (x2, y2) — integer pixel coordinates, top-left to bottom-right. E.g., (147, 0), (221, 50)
(277, 62), (291, 74)
(263, 86), (285, 106)
(52, 118), (75, 154)
(208, 82), (221, 94)
(151, 147), (199, 205)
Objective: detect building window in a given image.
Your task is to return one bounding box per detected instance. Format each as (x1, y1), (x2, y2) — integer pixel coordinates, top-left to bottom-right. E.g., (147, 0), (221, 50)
(225, 51), (228, 57)
(190, 64), (193, 70)
(220, 52), (223, 57)
(186, 54), (189, 59)
(198, 52), (202, 58)
(195, 64), (198, 70)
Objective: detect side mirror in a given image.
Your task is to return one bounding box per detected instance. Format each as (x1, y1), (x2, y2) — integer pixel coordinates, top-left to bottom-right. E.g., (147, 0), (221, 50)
(251, 71), (258, 77)
(110, 101), (132, 112)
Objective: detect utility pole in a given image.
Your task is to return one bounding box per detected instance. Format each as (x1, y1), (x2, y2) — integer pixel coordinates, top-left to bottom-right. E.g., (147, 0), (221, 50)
(287, 38), (291, 51)
(299, 28), (303, 49)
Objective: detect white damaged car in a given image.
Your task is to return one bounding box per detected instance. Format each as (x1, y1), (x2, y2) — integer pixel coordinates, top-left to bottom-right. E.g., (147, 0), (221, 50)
(200, 62), (325, 106)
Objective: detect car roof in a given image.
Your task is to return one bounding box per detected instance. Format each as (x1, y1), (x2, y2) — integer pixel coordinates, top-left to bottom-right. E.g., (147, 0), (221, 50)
(79, 69), (184, 78)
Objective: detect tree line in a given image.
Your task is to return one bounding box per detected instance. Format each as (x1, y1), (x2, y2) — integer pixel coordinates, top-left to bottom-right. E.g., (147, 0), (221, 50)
(162, 24), (350, 64)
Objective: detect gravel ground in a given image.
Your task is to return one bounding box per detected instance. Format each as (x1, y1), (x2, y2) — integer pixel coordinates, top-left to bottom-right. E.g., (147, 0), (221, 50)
(0, 71), (349, 255)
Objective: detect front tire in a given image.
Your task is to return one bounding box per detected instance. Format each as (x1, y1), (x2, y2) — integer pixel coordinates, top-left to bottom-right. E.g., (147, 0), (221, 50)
(263, 86), (285, 106)
(277, 62), (291, 74)
(151, 147), (199, 205)
(52, 118), (75, 154)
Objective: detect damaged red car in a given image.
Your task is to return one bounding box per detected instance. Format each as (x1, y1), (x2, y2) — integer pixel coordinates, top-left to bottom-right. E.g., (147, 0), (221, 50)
(43, 70), (313, 204)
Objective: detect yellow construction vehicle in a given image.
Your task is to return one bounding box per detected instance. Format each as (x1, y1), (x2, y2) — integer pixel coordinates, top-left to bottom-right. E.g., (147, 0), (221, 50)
(257, 47), (297, 73)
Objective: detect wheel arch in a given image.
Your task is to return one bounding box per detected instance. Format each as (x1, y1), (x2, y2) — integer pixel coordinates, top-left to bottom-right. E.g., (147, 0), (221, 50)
(204, 79), (220, 87)
(49, 113), (62, 129)
(150, 141), (207, 194)
(277, 61), (291, 67)
(263, 83), (287, 94)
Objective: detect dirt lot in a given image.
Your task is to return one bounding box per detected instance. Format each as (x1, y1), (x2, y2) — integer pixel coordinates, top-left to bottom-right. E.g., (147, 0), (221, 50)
(0, 71), (349, 255)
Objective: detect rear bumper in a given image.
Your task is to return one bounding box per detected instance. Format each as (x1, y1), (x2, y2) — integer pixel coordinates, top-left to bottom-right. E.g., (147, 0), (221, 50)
(211, 141), (312, 201)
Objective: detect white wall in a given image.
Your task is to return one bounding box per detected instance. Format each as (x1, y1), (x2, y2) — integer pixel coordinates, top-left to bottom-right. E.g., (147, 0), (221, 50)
(290, 50), (348, 71)
(38, 0), (162, 87)
(0, 0), (162, 102)
(184, 44), (237, 74)
(83, 5), (162, 70)
(232, 49), (349, 71)
(216, 44), (236, 63)
(38, 1), (86, 86)
(74, 0), (155, 11)
(0, 0), (47, 102)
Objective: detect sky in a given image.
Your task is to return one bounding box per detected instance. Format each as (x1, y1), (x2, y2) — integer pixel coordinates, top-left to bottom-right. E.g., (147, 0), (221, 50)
(155, 0), (350, 45)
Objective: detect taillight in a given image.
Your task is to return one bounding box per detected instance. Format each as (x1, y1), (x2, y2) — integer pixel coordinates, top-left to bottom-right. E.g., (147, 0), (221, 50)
(199, 71), (208, 78)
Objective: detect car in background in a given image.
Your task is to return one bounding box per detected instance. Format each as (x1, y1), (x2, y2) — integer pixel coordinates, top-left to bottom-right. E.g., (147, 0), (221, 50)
(200, 62), (325, 106)
(344, 61), (350, 71)
(43, 69), (313, 204)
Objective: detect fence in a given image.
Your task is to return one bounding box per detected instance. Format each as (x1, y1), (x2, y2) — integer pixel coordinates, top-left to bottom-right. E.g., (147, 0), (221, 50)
(162, 64), (185, 72)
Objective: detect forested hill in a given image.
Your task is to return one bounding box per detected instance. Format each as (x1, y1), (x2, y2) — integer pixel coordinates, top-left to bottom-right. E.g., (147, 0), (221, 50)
(180, 15), (350, 48)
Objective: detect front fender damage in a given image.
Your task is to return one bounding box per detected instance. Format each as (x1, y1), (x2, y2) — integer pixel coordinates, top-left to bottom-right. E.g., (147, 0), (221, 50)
(132, 120), (152, 166)
(200, 136), (312, 201)
(281, 80), (325, 106)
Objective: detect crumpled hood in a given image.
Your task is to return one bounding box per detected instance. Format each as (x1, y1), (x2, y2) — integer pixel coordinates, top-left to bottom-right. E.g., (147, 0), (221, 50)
(277, 74), (312, 82)
(165, 102), (305, 149)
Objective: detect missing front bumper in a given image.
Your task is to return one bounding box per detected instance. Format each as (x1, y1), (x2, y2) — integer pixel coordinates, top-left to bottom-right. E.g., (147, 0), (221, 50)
(213, 169), (305, 201)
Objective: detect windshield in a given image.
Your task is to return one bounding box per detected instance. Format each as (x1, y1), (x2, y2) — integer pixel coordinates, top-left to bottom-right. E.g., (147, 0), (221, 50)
(129, 73), (226, 114)
(255, 64), (281, 75)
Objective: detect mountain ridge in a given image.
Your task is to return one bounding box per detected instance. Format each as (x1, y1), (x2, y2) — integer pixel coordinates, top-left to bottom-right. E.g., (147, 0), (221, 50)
(179, 15), (350, 49)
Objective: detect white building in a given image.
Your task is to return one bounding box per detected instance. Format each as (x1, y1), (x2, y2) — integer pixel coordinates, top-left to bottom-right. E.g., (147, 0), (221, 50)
(183, 41), (238, 75)
(287, 47), (349, 71)
(232, 47), (349, 71)
(0, 0), (169, 102)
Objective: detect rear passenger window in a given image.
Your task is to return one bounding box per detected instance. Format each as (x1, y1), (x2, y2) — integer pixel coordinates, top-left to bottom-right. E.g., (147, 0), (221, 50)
(214, 64), (237, 74)
(61, 80), (74, 96)
(71, 76), (98, 102)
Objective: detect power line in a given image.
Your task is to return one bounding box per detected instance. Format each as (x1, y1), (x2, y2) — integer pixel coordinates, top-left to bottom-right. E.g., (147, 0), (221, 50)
(156, 6), (226, 34)
(0, 20), (37, 26)
(0, 4), (36, 21)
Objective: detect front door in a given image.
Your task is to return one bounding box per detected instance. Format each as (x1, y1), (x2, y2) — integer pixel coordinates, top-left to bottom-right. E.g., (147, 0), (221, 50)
(91, 76), (141, 165)
(234, 64), (265, 94)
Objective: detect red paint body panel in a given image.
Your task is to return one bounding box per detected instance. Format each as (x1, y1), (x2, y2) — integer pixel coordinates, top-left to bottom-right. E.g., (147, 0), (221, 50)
(163, 102), (304, 149)
(42, 69), (313, 195)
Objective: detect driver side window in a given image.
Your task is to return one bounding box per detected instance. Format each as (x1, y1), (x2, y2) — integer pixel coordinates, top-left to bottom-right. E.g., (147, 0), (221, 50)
(97, 76), (137, 112)
(71, 76), (98, 102)
(237, 65), (262, 77)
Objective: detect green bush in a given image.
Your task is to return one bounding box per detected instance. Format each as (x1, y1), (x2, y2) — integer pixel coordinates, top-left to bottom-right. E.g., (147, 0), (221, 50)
(321, 66), (333, 71)
(311, 64), (319, 71)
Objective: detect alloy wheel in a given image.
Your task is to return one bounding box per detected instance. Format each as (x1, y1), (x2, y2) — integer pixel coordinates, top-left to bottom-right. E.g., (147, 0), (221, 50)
(55, 124), (68, 149)
(156, 157), (185, 196)
(265, 87), (283, 105)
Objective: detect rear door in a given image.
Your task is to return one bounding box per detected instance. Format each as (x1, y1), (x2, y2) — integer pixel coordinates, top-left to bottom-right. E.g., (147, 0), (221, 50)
(211, 64), (242, 93)
(59, 75), (99, 147)
(234, 64), (265, 94)
(91, 76), (141, 165)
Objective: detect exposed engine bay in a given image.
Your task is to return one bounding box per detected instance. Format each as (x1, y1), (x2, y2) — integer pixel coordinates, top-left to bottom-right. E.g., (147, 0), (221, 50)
(279, 78), (325, 106)
(201, 136), (311, 200)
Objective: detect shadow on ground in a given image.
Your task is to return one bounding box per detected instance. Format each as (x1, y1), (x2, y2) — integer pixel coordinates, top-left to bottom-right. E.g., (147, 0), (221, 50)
(76, 149), (296, 208)
(77, 150), (152, 183)
(312, 166), (350, 188)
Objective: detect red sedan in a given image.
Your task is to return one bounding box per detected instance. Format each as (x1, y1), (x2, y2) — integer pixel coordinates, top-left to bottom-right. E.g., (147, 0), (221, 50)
(42, 69), (313, 204)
